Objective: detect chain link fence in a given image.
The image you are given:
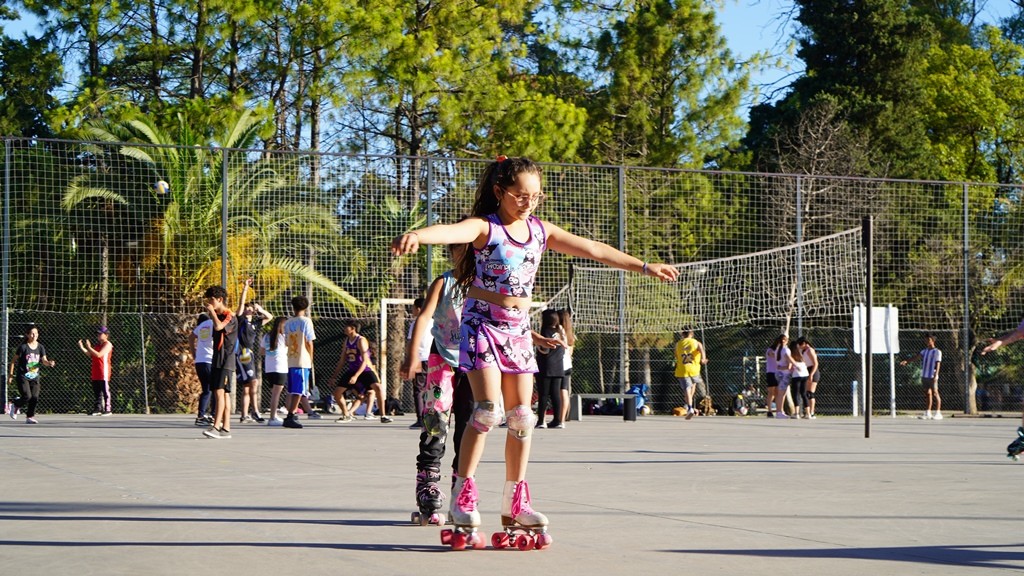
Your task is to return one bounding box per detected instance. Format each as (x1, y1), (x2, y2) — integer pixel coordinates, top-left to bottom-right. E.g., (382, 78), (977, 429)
(3, 138), (1024, 417)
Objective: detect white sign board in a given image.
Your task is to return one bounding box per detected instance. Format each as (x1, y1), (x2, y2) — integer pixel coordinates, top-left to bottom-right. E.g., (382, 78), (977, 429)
(853, 305), (899, 355)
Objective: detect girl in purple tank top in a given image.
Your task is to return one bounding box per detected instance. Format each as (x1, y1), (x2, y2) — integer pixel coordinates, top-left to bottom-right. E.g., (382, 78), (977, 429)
(391, 156), (678, 548)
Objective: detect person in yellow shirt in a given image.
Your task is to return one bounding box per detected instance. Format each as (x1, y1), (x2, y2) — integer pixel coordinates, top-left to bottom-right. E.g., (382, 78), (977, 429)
(673, 328), (708, 419)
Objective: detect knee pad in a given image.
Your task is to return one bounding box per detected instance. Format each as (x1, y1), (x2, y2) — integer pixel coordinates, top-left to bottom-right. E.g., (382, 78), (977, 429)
(471, 401), (503, 433)
(423, 410), (449, 439)
(505, 404), (537, 440)
(807, 391), (816, 400)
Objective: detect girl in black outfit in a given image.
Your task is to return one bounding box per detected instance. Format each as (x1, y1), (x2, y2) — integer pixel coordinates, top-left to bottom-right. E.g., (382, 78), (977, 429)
(8, 325), (56, 424)
(535, 309), (566, 429)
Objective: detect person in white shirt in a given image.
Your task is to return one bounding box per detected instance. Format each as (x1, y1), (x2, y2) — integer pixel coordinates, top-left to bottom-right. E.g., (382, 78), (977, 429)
(262, 316), (288, 426)
(900, 334), (942, 420)
(764, 335), (783, 418)
(788, 341), (810, 418)
(282, 295), (316, 429)
(189, 314), (214, 426)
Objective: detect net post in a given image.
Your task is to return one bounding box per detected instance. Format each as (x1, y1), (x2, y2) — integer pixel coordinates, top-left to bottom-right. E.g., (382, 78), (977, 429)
(2, 139), (9, 411)
(221, 147), (229, 287)
(617, 165), (627, 394)
(962, 182), (970, 415)
(863, 215), (873, 438)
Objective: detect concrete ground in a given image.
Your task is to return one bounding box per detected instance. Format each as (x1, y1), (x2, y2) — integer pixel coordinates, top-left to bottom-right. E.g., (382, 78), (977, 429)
(1, 412), (1022, 575)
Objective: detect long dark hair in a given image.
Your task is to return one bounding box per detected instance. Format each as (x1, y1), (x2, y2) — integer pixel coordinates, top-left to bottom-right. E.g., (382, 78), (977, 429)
(269, 316), (286, 351)
(541, 308), (561, 333)
(455, 156), (543, 287)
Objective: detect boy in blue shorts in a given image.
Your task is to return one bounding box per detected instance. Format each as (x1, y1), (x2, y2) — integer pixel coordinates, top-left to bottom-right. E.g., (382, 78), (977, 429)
(283, 295), (316, 429)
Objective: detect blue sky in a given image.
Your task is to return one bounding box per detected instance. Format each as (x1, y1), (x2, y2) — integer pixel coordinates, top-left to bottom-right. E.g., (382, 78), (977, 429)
(4, 1), (1022, 122)
(719, 0), (1022, 114)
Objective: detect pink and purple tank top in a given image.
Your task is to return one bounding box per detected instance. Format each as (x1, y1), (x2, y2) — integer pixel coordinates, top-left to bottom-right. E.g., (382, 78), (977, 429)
(471, 213), (547, 298)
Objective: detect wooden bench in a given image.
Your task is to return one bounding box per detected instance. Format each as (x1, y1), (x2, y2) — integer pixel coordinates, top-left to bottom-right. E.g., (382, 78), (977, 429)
(569, 393), (637, 422)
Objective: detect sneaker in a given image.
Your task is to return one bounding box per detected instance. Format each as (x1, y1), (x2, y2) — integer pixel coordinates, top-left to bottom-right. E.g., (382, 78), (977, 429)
(918, 412), (932, 420)
(380, 416), (394, 424)
(218, 428), (232, 439)
(335, 415), (353, 423)
(251, 413), (266, 423)
(25, 417), (38, 424)
(8, 403), (18, 420)
(932, 412), (943, 420)
(363, 414), (375, 420)
(89, 411), (102, 416)
(550, 423), (565, 429)
(766, 411), (774, 419)
(535, 422), (547, 429)
(774, 412), (790, 420)
(240, 416), (254, 424)
(307, 412), (322, 420)
(685, 408), (695, 421)
(102, 412), (112, 417)
(808, 414), (817, 420)
(282, 415), (303, 429)
(267, 417), (284, 427)
(409, 421), (423, 429)
(202, 427), (220, 438)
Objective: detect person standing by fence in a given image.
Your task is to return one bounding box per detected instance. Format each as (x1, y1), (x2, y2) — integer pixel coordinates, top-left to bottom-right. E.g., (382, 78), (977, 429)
(900, 334), (942, 420)
(535, 309), (566, 429)
(78, 326), (113, 416)
(8, 325), (56, 424)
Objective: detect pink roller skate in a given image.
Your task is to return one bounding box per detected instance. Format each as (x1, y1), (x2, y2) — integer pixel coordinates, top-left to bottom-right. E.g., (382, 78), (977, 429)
(491, 480), (552, 551)
(439, 476), (485, 550)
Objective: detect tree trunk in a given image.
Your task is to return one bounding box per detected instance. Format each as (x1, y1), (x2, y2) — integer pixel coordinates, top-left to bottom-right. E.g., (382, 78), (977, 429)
(149, 312), (201, 413)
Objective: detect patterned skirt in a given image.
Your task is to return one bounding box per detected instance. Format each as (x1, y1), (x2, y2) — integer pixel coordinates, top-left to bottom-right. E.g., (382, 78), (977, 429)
(459, 297), (537, 374)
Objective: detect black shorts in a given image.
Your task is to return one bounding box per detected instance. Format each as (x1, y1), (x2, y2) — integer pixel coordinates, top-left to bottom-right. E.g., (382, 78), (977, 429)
(264, 372), (287, 387)
(337, 370), (379, 392)
(766, 372), (778, 388)
(921, 377), (938, 390)
(210, 367), (233, 391)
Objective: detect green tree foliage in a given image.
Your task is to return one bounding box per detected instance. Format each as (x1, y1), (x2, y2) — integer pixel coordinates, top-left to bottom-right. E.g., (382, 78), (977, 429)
(0, 35), (61, 138)
(583, 0), (750, 169)
(746, 0), (936, 178)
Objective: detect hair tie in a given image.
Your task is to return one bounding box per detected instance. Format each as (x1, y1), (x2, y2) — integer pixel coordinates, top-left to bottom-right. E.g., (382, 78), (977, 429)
(496, 155), (508, 163)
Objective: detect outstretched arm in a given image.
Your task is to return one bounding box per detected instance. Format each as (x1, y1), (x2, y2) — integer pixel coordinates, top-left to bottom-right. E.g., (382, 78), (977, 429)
(391, 219), (488, 256)
(982, 321), (1024, 354)
(237, 277), (252, 315)
(544, 221), (678, 282)
(400, 277), (443, 380)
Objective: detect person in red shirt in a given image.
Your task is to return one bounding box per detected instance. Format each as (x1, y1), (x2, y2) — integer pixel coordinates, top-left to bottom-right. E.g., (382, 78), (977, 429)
(78, 326), (114, 415)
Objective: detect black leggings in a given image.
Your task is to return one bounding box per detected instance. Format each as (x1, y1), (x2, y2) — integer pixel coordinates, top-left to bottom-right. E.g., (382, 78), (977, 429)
(536, 376), (564, 426)
(12, 376), (41, 417)
(790, 376), (809, 412)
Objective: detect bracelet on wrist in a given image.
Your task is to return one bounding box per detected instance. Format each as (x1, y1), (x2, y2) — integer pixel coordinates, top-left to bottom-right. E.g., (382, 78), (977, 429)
(641, 262), (649, 275)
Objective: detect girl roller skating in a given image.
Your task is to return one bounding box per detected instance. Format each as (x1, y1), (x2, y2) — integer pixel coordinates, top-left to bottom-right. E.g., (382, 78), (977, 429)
(391, 156), (678, 550)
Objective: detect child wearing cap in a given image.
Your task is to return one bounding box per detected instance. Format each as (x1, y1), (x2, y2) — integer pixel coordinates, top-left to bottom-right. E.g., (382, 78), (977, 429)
(78, 327), (114, 416)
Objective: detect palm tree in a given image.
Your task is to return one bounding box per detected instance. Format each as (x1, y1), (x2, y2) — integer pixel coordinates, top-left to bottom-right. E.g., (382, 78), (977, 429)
(63, 107), (361, 411)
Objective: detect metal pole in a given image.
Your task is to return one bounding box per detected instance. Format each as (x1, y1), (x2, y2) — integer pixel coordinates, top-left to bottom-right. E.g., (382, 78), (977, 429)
(962, 182), (970, 414)
(863, 216), (873, 438)
(138, 262), (150, 414)
(796, 176), (803, 335)
(221, 148), (229, 287)
(617, 166), (627, 394)
(2, 139), (10, 410)
(425, 157), (434, 281)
